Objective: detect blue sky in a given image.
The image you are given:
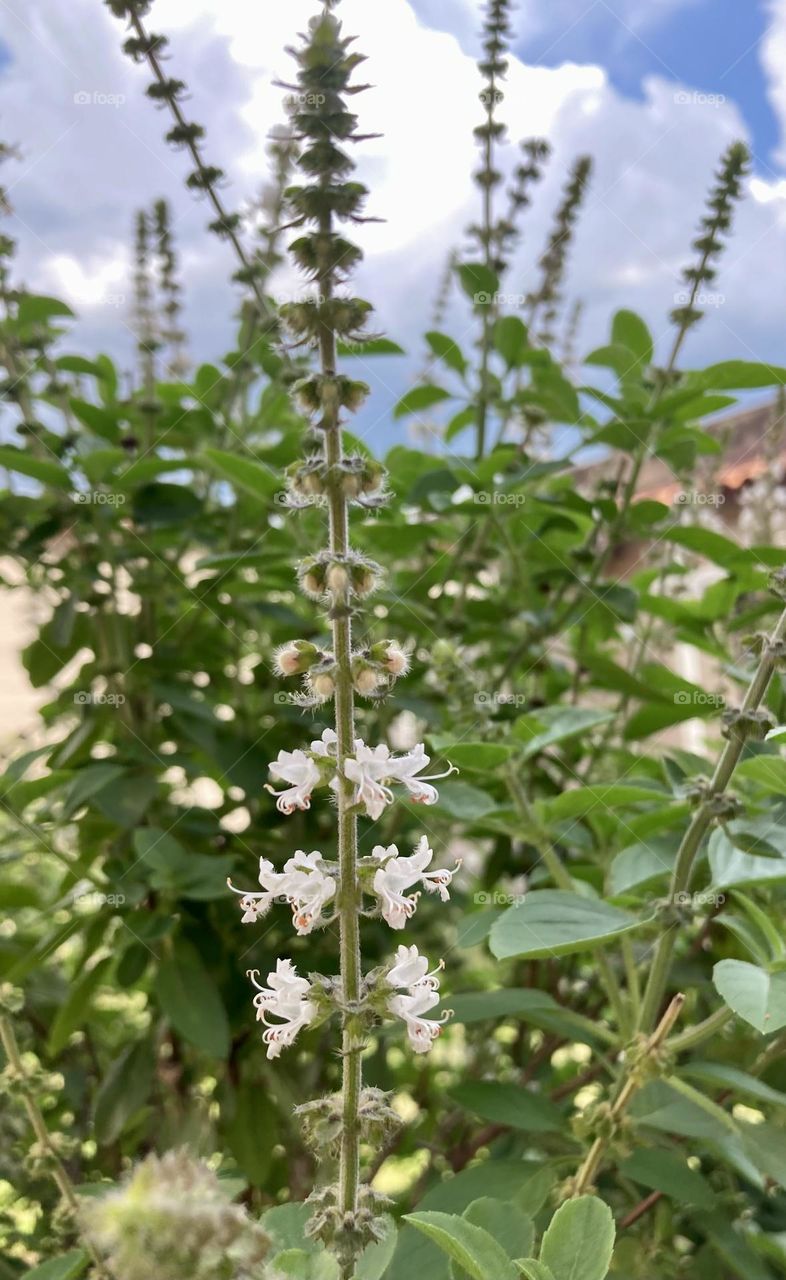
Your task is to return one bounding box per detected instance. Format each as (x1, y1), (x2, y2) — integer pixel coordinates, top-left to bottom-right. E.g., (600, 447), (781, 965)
(3, 0), (786, 452)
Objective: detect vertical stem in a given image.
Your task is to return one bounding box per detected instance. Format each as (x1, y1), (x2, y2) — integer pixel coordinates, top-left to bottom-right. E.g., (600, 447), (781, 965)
(572, 994), (684, 1196)
(638, 605), (786, 1031)
(0, 1014), (110, 1279)
(317, 220), (361, 1238)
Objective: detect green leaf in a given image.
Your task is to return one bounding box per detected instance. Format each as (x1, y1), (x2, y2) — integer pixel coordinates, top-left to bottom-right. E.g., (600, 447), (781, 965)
(426, 331), (467, 374)
(93, 772), (157, 828)
(48, 958), (112, 1056)
(132, 481), (201, 525)
(513, 707), (614, 759)
(354, 1218), (398, 1280)
(713, 959), (786, 1033)
(444, 989), (561, 1025)
(618, 1148), (715, 1208)
(682, 1061), (786, 1110)
(608, 839), (676, 895)
(435, 780), (497, 820)
(457, 263), (500, 303)
(450, 1082), (562, 1133)
(737, 756), (786, 794)
(611, 309), (653, 366)
(270, 1251), (340, 1279)
(393, 384), (452, 419)
(222, 1084), (278, 1186)
(202, 448), (279, 499)
(404, 1211), (519, 1280)
(708, 828), (786, 890)
(429, 739), (514, 770)
(460, 1200), (534, 1274)
(516, 1264), (555, 1280)
(62, 763), (127, 819)
(69, 398), (120, 443)
(540, 784), (664, 821)
(0, 446), (71, 490)
(156, 945), (230, 1058)
(17, 294), (75, 324)
(262, 1204), (317, 1255)
(494, 316), (529, 368)
(93, 1039), (155, 1146)
(689, 359), (786, 390)
(22, 1252), (88, 1280)
(490, 891), (643, 960)
(539, 1197), (615, 1280)
(337, 337), (404, 357)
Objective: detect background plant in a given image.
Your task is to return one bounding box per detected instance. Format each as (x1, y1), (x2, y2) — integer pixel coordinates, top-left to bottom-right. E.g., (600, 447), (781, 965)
(3, 1), (786, 1278)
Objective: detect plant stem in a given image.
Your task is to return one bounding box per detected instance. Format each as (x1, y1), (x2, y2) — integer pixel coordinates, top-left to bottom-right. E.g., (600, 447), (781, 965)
(572, 993), (684, 1196)
(666, 1005), (732, 1054)
(638, 605), (786, 1031)
(0, 1013), (110, 1279)
(317, 223), (362, 1248)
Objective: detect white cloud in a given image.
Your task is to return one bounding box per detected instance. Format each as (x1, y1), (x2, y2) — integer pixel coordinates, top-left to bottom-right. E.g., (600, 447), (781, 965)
(0, 0), (784, 448)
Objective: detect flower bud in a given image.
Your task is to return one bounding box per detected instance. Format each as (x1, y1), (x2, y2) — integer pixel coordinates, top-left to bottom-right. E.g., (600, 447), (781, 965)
(309, 671), (336, 702)
(368, 640), (409, 677)
(353, 663), (383, 697)
(274, 640), (321, 678)
(327, 563), (350, 596)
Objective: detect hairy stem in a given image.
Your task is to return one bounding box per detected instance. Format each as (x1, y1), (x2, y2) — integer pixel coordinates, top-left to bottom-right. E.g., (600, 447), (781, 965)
(0, 1013), (110, 1279)
(638, 605), (786, 1031)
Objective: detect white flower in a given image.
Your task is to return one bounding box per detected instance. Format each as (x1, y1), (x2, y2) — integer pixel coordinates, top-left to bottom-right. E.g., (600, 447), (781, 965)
(372, 837), (459, 928)
(388, 985), (449, 1055)
(227, 857), (288, 923)
(266, 748), (321, 814)
(247, 959), (317, 1060)
(310, 728), (337, 757)
(387, 943), (444, 991)
(281, 850), (336, 935)
(344, 742), (395, 821)
(342, 741), (456, 819)
(386, 743), (455, 806)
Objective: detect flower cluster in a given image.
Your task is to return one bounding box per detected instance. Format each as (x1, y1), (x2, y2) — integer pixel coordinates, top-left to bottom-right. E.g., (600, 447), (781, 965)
(231, 835), (458, 941)
(386, 944), (451, 1054)
(247, 959), (319, 1060)
(264, 729), (456, 820)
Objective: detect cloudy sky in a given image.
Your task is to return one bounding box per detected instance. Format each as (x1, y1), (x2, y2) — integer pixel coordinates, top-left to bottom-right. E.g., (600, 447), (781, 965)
(2, 0), (785, 448)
